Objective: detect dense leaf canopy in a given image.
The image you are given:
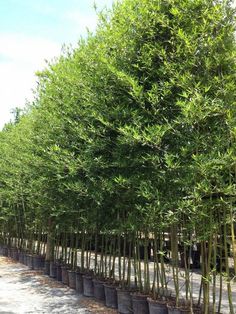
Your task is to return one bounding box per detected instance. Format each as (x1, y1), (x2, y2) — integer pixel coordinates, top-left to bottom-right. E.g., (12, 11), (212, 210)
(0, 0), (235, 246)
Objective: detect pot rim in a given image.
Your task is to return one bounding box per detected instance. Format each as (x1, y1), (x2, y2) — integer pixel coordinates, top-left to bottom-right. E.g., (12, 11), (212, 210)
(131, 292), (148, 299)
(167, 303), (191, 311)
(147, 297), (167, 305)
(82, 274), (93, 279)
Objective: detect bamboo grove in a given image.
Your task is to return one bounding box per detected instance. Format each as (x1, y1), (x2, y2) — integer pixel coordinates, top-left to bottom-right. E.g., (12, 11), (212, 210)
(0, 0), (235, 313)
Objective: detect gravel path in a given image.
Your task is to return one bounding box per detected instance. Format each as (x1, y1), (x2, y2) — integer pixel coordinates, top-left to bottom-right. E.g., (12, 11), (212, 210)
(0, 257), (109, 314)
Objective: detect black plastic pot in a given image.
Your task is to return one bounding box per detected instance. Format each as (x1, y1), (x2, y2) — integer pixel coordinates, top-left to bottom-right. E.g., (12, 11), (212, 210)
(61, 266), (69, 285)
(68, 270), (76, 289)
(11, 248), (16, 258)
(167, 304), (191, 314)
(19, 251), (25, 264)
(7, 248), (11, 257)
(44, 260), (51, 275)
(26, 254), (34, 269)
(23, 253), (28, 265)
(3, 247), (8, 257)
(93, 279), (105, 302)
(116, 288), (132, 314)
(132, 294), (149, 314)
(56, 263), (62, 281)
(75, 271), (83, 294)
(50, 261), (57, 278)
(148, 298), (168, 314)
(26, 254), (30, 266)
(12, 249), (19, 261)
(82, 275), (94, 297)
(104, 284), (118, 309)
(33, 255), (45, 269)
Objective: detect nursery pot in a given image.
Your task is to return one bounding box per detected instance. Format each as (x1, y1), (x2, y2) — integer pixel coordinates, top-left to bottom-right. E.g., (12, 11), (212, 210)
(32, 255), (40, 269)
(40, 256), (45, 269)
(44, 260), (51, 276)
(33, 255), (45, 269)
(26, 254), (30, 267)
(12, 248), (19, 261)
(131, 293), (149, 314)
(8, 248), (12, 258)
(27, 254), (34, 269)
(68, 270), (76, 289)
(23, 253), (28, 265)
(50, 261), (57, 278)
(82, 275), (94, 297)
(104, 283), (118, 309)
(167, 304), (191, 314)
(93, 279), (105, 302)
(61, 266), (69, 285)
(116, 288), (132, 314)
(148, 297), (168, 314)
(19, 251), (25, 264)
(3, 247), (8, 257)
(56, 263), (62, 281)
(75, 271), (84, 294)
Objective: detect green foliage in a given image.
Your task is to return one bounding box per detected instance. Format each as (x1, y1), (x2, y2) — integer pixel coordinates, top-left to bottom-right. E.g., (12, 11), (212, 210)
(0, 0), (235, 245)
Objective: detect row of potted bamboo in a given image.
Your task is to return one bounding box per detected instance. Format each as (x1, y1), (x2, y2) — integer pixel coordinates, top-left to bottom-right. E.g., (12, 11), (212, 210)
(0, 243), (199, 314)
(0, 231), (211, 314)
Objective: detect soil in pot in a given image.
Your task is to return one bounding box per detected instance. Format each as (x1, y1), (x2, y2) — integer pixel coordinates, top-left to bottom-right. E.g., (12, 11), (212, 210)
(75, 271), (83, 294)
(82, 275), (94, 297)
(50, 261), (57, 278)
(167, 303), (191, 314)
(104, 283), (118, 309)
(148, 297), (168, 314)
(61, 266), (69, 285)
(132, 293), (149, 314)
(68, 270), (76, 289)
(93, 279), (105, 302)
(116, 288), (133, 314)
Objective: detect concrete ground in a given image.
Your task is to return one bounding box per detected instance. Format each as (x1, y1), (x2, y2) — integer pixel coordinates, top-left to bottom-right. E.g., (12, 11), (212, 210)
(0, 257), (117, 314)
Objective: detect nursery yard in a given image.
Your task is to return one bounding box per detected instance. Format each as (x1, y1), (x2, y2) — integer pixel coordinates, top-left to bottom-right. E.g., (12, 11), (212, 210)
(0, 0), (235, 313)
(0, 257), (117, 314)
(0, 255), (235, 313)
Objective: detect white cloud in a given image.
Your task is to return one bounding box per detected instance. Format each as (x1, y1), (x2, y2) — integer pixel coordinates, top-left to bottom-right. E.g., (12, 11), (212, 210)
(0, 32), (62, 129)
(63, 0), (115, 37)
(0, 33), (61, 66)
(64, 10), (98, 34)
(0, 61), (34, 125)
(0, 1), (115, 129)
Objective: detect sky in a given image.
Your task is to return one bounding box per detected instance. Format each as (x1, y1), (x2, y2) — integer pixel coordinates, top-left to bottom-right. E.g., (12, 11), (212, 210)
(0, 0), (114, 129)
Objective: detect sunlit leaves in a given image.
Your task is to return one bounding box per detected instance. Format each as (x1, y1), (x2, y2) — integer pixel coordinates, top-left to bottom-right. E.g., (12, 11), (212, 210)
(0, 0), (235, 239)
